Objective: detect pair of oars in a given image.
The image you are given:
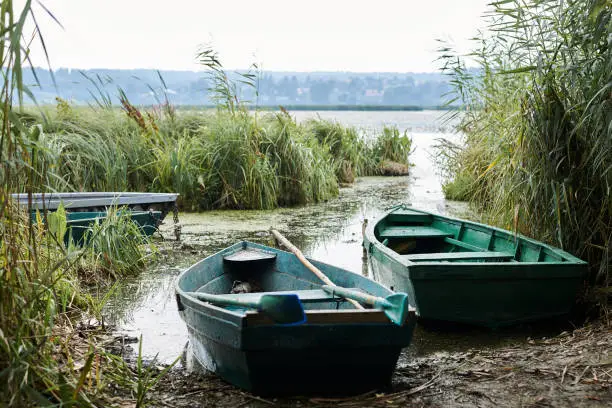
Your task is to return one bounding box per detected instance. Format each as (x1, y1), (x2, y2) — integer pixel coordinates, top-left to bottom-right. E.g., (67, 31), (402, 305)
(184, 230), (308, 325)
(186, 231), (408, 326)
(270, 229), (409, 326)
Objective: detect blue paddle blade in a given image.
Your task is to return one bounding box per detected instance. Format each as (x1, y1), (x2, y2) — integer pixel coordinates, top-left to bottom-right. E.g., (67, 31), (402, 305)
(259, 294), (307, 325)
(381, 293), (409, 326)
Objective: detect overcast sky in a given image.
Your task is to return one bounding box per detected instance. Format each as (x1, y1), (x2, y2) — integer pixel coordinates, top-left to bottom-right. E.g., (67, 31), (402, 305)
(23, 0), (491, 73)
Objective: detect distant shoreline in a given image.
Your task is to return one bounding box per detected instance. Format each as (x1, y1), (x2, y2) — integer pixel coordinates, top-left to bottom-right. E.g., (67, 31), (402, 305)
(173, 105), (460, 112)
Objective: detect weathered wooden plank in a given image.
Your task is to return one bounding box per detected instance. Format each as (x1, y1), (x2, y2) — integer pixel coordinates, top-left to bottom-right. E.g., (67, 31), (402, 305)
(402, 251), (514, 262)
(379, 226), (453, 239)
(12, 192), (178, 210)
(444, 237), (486, 252)
(223, 248), (276, 262)
(194, 289), (346, 304)
(387, 208), (433, 223)
(245, 309), (391, 327)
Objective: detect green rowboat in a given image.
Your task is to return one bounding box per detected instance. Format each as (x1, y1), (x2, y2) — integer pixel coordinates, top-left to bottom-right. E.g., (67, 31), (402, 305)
(65, 211), (162, 245)
(33, 210), (163, 245)
(363, 205), (587, 328)
(13, 192), (178, 214)
(175, 241), (416, 395)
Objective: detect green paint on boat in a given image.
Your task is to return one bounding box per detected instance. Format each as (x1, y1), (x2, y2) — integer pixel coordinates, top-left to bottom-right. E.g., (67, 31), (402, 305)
(175, 241), (416, 396)
(34, 210), (163, 245)
(68, 211), (162, 245)
(363, 205), (587, 328)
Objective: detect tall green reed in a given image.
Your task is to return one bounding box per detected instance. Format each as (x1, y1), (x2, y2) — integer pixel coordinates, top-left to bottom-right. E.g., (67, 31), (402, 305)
(0, 1), (75, 404)
(29, 103), (412, 210)
(306, 118), (364, 183)
(306, 119), (412, 180)
(262, 112), (338, 205)
(14, 39), (415, 212)
(0, 2), (162, 405)
(438, 0), (611, 307)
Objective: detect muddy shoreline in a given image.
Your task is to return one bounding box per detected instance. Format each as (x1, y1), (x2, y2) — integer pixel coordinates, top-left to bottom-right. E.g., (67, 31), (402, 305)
(105, 238), (610, 407)
(108, 314), (610, 407)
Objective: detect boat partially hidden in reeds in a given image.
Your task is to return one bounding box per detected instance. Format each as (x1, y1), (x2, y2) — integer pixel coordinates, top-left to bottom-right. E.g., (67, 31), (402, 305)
(364, 205), (587, 328)
(16, 192), (179, 244)
(175, 241), (416, 395)
(64, 211), (163, 245)
(12, 192), (178, 214)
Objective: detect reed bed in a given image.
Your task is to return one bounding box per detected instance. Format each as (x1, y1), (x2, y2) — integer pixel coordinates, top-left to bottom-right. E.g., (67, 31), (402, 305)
(306, 118), (412, 182)
(0, 2), (163, 405)
(437, 0), (611, 307)
(20, 104), (412, 211)
(1, 203), (156, 405)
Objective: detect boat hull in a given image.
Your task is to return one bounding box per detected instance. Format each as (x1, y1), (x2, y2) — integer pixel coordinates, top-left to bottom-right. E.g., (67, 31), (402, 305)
(12, 192), (178, 215)
(185, 314), (405, 395)
(368, 245), (585, 327)
(64, 211), (162, 245)
(176, 241), (416, 395)
(364, 206), (587, 328)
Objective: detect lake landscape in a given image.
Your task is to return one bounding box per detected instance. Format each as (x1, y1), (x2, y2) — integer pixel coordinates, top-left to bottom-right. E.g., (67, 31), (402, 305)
(1, 1), (609, 407)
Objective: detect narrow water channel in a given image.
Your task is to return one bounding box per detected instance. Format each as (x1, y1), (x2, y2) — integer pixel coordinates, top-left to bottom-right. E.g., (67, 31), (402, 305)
(103, 111), (568, 367)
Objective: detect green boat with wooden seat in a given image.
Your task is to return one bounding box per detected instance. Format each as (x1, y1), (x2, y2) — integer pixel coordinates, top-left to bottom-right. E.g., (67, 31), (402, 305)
(64, 211), (163, 245)
(33, 210), (163, 246)
(363, 205), (587, 328)
(175, 241), (416, 395)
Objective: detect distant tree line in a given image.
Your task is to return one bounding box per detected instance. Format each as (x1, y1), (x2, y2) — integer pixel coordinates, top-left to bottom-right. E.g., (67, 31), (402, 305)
(23, 68), (452, 108)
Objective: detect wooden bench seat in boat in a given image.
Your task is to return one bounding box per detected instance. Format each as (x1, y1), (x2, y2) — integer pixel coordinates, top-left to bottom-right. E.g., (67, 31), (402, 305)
(386, 208), (433, 223)
(223, 248), (277, 262)
(401, 251), (514, 262)
(193, 289), (356, 304)
(378, 226), (454, 239)
(444, 237), (487, 252)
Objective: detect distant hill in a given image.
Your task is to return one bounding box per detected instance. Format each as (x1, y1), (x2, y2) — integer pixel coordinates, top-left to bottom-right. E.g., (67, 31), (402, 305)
(23, 68), (452, 108)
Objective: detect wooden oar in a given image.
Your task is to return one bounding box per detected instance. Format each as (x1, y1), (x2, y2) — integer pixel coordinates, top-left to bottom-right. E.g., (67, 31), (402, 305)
(185, 291), (306, 325)
(270, 229), (364, 310)
(321, 285), (409, 326)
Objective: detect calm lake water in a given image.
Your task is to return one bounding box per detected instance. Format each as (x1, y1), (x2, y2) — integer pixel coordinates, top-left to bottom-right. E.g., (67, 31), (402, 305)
(104, 110), (559, 366)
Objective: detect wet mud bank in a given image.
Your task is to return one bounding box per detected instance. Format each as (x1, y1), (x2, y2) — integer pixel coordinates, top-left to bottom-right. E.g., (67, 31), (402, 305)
(114, 319), (610, 407)
(106, 196), (610, 408)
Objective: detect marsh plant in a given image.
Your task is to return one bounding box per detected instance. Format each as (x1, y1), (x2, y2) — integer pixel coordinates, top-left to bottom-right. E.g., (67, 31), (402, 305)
(437, 0), (611, 305)
(22, 102), (411, 211)
(12, 44), (412, 211)
(8, 40), (413, 213)
(0, 2), (162, 406)
(305, 119), (412, 182)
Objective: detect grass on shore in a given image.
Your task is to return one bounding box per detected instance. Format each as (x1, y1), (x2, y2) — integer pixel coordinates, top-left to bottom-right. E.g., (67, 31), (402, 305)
(1, 3), (170, 403)
(1, 203), (159, 406)
(437, 0), (611, 308)
(20, 103), (412, 211)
